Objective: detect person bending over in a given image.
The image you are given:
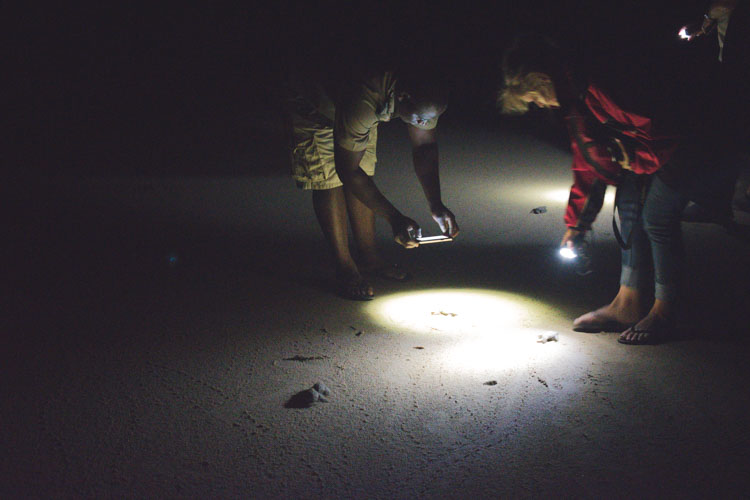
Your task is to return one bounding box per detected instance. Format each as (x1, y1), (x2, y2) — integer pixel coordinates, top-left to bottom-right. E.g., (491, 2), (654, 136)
(498, 35), (696, 345)
(285, 66), (459, 300)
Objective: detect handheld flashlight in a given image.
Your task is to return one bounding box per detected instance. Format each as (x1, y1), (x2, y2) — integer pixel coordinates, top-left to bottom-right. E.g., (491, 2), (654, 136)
(678, 15), (716, 41)
(678, 26), (692, 40)
(559, 246), (577, 259)
(559, 234), (592, 275)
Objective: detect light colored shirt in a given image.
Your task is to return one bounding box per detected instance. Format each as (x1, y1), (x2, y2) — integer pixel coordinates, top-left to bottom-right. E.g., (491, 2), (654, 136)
(335, 72), (438, 152)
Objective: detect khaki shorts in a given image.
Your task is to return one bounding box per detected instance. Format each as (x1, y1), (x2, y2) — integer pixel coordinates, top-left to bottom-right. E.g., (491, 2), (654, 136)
(289, 112), (377, 190)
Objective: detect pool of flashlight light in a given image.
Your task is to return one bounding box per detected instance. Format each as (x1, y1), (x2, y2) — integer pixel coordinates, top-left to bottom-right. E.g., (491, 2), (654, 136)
(366, 289), (565, 371)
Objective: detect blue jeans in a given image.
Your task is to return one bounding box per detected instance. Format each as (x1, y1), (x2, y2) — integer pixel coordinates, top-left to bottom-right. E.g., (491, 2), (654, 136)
(617, 172), (688, 302)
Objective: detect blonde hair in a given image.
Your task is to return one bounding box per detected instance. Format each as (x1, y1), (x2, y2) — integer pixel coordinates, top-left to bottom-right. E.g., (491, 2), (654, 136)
(497, 72), (554, 114)
(498, 34), (563, 114)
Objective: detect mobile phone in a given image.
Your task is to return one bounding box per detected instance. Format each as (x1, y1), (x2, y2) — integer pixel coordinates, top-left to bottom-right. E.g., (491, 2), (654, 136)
(416, 235), (453, 244)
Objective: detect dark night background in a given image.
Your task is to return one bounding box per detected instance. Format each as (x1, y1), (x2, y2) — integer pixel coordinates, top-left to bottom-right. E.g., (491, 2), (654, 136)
(6, 2), (750, 498)
(9, 1), (712, 177)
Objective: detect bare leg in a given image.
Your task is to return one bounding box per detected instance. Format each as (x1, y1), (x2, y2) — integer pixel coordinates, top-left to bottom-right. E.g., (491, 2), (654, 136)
(343, 186), (378, 265)
(344, 186), (409, 280)
(312, 187), (373, 299)
(573, 285), (643, 331)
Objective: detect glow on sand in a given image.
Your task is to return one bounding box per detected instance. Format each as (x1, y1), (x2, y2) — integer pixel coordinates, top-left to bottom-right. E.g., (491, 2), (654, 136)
(366, 289), (565, 372)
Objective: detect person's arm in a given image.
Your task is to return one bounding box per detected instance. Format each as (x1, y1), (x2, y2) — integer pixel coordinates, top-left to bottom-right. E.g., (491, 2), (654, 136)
(695, 0), (738, 36)
(407, 125), (459, 237)
(334, 146), (397, 220)
(561, 149), (608, 249)
(334, 145), (421, 248)
(565, 168), (607, 231)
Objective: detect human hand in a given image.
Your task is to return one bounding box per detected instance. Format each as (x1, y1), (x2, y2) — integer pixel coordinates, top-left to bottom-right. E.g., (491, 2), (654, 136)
(695, 14), (717, 37)
(560, 227), (584, 249)
(391, 215), (421, 249)
(431, 203), (459, 238)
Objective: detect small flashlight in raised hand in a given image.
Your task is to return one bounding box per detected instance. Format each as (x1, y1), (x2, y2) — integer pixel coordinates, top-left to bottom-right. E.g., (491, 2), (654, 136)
(679, 15), (716, 41)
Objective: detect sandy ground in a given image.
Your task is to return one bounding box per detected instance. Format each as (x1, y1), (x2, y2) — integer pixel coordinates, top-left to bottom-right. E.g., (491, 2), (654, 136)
(4, 113), (750, 498)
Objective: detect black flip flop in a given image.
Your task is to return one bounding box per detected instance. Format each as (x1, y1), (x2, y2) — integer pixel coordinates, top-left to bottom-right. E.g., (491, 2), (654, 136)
(617, 318), (670, 345)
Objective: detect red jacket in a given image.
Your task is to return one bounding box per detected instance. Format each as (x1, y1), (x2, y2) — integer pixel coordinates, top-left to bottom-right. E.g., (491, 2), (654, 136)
(564, 84), (678, 229)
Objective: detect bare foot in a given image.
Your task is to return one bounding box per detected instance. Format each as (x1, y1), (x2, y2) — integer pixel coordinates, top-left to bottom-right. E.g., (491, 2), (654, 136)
(335, 268), (374, 301)
(573, 304), (640, 333)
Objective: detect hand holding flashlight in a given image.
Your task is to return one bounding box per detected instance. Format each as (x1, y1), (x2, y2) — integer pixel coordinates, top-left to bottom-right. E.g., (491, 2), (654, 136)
(560, 228), (592, 275)
(560, 227), (583, 254)
(678, 14), (717, 41)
